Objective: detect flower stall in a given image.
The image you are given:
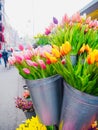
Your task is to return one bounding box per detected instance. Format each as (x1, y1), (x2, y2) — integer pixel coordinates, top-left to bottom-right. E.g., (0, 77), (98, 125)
(8, 12), (98, 130)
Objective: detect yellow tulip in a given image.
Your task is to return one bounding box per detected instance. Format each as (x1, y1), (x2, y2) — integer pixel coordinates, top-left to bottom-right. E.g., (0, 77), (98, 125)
(78, 44), (85, 54)
(61, 41), (71, 55)
(52, 48), (61, 58)
(52, 44), (59, 50)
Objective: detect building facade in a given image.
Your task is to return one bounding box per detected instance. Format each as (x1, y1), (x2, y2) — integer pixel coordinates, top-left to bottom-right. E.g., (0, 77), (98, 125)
(0, 0), (5, 50)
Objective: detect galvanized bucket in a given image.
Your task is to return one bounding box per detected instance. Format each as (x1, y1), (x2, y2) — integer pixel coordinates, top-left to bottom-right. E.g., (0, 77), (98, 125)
(26, 75), (63, 126)
(59, 81), (98, 130)
(24, 111), (36, 119)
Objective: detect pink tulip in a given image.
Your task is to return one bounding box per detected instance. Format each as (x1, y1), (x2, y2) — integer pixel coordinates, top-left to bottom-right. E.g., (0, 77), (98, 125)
(8, 56), (16, 65)
(23, 50), (33, 60)
(43, 45), (52, 53)
(62, 14), (70, 24)
(71, 12), (82, 23)
(46, 59), (51, 64)
(18, 44), (24, 51)
(26, 60), (38, 67)
(23, 68), (30, 74)
(86, 16), (91, 24)
(88, 21), (93, 28)
(13, 53), (24, 63)
(93, 20), (98, 28)
(33, 46), (41, 56)
(38, 59), (46, 69)
(45, 28), (51, 35)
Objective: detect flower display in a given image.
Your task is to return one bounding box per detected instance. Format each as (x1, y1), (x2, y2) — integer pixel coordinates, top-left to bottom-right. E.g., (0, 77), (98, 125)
(15, 97), (34, 112)
(44, 42), (98, 95)
(8, 45), (57, 80)
(46, 12), (98, 55)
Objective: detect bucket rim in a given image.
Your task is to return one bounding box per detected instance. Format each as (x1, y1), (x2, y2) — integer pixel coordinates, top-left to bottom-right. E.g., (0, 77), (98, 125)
(63, 81), (98, 106)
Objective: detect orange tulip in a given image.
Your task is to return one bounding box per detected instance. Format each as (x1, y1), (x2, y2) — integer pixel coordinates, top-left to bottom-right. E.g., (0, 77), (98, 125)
(49, 56), (57, 63)
(85, 44), (92, 53)
(86, 52), (95, 64)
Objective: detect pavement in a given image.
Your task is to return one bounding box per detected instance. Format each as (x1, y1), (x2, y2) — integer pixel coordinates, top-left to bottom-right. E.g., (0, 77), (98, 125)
(0, 63), (27, 130)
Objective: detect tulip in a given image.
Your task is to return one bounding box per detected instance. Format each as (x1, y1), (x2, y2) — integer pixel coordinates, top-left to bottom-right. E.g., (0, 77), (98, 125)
(14, 55), (24, 64)
(23, 68), (30, 74)
(93, 49), (98, 62)
(46, 59), (51, 64)
(23, 50), (33, 60)
(78, 44), (85, 54)
(18, 44), (24, 51)
(85, 44), (92, 53)
(45, 52), (53, 59)
(71, 12), (82, 23)
(61, 59), (66, 65)
(26, 60), (38, 67)
(45, 28), (51, 35)
(49, 56), (57, 63)
(52, 44), (59, 50)
(52, 48), (61, 58)
(62, 14), (70, 24)
(38, 59), (46, 69)
(86, 53), (95, 64)
(86, 16), (91, 24)
(53, 17), (58, 24)
(61, 41), (71, 55)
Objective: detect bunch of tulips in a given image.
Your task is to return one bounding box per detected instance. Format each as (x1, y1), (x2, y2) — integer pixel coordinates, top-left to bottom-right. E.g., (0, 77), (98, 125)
(8, 44), (57, 80)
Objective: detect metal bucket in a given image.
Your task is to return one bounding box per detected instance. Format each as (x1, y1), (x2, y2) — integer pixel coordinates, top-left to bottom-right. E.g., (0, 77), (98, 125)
(70, 55), (77, 65)
(24, 111), (36, 119)
(59, 81), (98, 130)
(26, 75), (63, 126)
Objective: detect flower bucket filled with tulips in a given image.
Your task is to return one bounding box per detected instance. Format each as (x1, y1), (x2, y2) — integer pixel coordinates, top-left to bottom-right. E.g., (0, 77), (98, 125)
(8, 45), (63, 128)
(9, 12), (98, 130)
(43, 12), (98, 130)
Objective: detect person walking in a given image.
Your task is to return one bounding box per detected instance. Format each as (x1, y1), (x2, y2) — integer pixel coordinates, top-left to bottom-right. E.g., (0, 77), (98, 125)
(2, 49), (8, 68)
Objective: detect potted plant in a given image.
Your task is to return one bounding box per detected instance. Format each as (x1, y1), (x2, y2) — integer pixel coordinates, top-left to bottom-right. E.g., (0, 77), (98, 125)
(15, 96), (36, 119)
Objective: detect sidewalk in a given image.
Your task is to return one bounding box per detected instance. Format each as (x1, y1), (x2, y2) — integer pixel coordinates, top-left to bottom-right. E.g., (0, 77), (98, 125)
(0, 64), (26, 130)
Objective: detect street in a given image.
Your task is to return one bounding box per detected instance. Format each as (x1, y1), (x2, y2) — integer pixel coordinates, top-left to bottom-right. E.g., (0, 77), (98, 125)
(0, 64), (26, 130)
